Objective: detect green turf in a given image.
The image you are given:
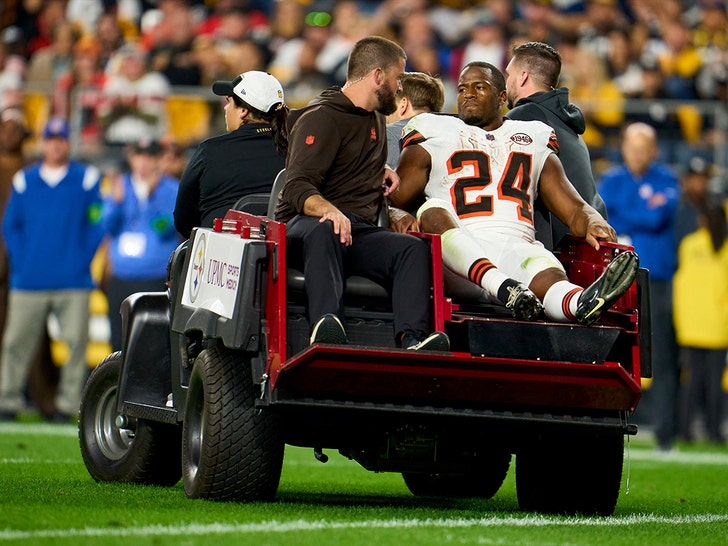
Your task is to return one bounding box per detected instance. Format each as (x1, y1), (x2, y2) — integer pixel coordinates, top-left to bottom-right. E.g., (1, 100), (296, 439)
(1, 422), (727, 545)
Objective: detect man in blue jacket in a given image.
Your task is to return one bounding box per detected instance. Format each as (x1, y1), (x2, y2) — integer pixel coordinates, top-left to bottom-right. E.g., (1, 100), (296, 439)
(102, 137), (181, 352)
(0, 117), (104, 422)
(599, 121), (680, 451)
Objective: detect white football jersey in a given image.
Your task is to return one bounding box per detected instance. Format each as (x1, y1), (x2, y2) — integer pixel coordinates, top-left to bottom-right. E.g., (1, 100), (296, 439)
(401, 113), (558, 241)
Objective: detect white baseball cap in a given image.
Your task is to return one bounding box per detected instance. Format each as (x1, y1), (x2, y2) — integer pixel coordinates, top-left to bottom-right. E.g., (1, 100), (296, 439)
(212, 71), (284, 113)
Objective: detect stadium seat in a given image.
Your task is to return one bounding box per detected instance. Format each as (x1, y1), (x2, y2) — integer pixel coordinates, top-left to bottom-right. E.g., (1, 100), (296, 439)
(165, 95), (211, 146)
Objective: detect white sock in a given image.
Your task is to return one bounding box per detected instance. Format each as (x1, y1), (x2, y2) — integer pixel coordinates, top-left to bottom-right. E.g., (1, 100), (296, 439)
(542, 280), (583, 322)
(440, 228), (510, 298)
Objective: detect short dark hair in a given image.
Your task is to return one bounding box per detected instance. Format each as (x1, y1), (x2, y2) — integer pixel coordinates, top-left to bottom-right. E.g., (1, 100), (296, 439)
(511, 42), (562, 89)
(397, 72), (445, 113)
(347, 36), (406, 81)
(461, 61), (506, 94)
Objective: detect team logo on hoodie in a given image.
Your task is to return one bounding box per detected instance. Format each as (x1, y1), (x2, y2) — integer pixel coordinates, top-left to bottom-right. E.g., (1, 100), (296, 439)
(305, 135), (315, 145)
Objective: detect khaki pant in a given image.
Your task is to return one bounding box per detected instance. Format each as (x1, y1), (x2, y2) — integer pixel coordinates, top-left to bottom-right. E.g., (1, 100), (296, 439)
(0, 289), (90, 414)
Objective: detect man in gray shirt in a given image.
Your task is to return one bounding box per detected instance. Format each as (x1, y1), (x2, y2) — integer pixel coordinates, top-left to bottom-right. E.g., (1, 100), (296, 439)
(386, 72), (445, 169)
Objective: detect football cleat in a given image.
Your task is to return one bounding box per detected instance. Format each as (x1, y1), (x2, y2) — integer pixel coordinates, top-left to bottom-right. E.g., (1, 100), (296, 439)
(576, 251), (639, 325)
(503, 283), (544, 321)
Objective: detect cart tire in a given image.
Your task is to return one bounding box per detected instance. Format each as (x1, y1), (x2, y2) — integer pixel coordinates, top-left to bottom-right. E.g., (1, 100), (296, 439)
(182, 346), (284, 501)
(79, 352), (182, 485)
(516, 433), (624, 516)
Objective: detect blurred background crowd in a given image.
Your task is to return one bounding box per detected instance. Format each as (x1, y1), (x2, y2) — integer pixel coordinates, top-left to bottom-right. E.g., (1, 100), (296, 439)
(0, 0), (727, 444)
(0, 0), (726, 174)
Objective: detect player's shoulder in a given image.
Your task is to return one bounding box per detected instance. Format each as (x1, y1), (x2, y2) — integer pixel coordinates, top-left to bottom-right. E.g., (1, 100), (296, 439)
(503, 117), (553, 135)
(404, 112), (462, 137)
(502, 118), (557, 150)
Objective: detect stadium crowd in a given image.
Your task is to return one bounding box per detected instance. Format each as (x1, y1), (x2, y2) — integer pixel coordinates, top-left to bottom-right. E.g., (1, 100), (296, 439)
(0, 0), (725, 171)
(0, 0), (726, 444)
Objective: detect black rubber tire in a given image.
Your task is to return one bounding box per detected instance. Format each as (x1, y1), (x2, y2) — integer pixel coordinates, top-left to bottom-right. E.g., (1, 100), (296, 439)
(402, 451), (511, 498)
(182, 346), (284, 501)
(516, 433), (624, 516)
(78, 352), (182, 485)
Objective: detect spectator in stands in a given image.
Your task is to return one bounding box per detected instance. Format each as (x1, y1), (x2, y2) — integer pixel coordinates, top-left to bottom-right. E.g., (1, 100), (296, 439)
(99, 43), (171, 147)
(396, 8), (446, 78)
(268, 9), (333, 99)
(174, 70), (288, 237)
(0, 107), (28, 357)
(673, 200), (728, 445)
(219, 38), (267, 78)
(95, 12), (128, 76)
(25, 19), (78, 88)
(599, 122), (681, 451)
(604, 28), (645, 98)
(315, 1), (368, 86)
(53, 36), (107, 155)
(567, 45), (625, 161)
(24, 0), (67, 58)
(190, 34), (227, 87)
(101, 137), (181, 351)
(674, 156), (723, 243)
(0, 28), (26, 110)
(386, 71), (444, 169)
(658, 19), (703, 101)
(624, 59), (684, 165)
(147, 0), (201, 86)
(450, 10), (508, 80)
(505, 41), (608, 249)
(159, 136), (188, 179)
(0, 117), (104, 423)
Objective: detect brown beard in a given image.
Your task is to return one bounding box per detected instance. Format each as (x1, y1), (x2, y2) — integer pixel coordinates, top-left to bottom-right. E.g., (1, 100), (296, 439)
(375, 81), (397, 116)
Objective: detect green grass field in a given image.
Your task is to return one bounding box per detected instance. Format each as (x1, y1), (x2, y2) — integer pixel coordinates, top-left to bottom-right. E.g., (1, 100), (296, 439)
(1, 421), (727, 546)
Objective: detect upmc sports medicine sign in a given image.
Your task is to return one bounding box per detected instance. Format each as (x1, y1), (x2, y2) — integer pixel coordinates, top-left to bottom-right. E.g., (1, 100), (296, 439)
(181, 229), (246, 319)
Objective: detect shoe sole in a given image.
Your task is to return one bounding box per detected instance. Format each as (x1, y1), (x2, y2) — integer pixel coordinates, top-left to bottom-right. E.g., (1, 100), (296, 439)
(511, 294), (544, 321)
(407, 332), (450, 352)
(310, 315), (348, 344)
(577, 251), (639, 325)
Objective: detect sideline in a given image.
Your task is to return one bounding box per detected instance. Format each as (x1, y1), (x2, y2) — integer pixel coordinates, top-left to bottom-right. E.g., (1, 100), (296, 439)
(3, 422), (728, 466)
(1, 514), (728, 540)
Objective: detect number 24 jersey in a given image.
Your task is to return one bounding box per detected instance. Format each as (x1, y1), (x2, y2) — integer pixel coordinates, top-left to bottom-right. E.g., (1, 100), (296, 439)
(401, 113), (558, 242)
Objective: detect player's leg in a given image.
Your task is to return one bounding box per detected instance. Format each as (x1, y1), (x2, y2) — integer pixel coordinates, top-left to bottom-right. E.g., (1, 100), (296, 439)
(417, 199), (542, 320)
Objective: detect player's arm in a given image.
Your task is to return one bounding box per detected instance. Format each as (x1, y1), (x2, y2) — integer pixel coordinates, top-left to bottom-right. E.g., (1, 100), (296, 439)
(539, 154), (616, 250)
(391, 143), (431, 211)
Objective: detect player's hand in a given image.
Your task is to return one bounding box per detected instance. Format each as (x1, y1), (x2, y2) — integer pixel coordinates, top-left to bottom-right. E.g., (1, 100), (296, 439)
(382, 167), (400, 197)
(320, 209), (352, 246)
(388, 207), (418, 233)
(584, 219), (617, 250)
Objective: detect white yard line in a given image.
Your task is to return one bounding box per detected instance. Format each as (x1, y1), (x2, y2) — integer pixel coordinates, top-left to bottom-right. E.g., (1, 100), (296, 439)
(1, 514), (727, 541)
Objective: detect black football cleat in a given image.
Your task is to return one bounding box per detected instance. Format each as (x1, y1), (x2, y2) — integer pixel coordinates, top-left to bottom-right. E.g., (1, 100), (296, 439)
(576, 251), (639, 326)
(503, 283), (544, 321)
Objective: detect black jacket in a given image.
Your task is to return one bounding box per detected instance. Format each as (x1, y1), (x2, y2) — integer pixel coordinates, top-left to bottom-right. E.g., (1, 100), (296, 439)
(174, 123), (284, 238)
(506, 88), (607, 247)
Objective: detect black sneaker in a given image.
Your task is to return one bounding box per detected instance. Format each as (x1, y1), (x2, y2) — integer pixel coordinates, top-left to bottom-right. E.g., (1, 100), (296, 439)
(401, 331), (450, 351)
(45, 411), (73, 424)
(576, 250), (639, 326)
(0, 410), (17, 422)
(500, 282), (543, 321)
(309, 314), (348, 345)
